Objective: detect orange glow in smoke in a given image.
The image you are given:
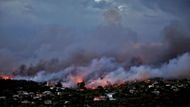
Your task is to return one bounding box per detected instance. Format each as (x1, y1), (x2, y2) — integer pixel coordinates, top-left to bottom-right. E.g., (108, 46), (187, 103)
(86, 79), (127, 89)
(70, 75), (84, 83)
(86, 78), (113, 89)
(141, 73), (149, 80)
(0, 75), (14, 80)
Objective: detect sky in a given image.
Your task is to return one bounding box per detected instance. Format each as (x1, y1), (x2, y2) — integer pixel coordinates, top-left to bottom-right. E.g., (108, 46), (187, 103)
(0, 0), (190, 72)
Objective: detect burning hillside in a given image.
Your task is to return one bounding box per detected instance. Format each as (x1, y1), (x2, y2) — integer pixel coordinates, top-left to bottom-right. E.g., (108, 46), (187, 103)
(14, 52), (190, 88)
(0, 0), (190, 106)
(0, 74), (14, 80)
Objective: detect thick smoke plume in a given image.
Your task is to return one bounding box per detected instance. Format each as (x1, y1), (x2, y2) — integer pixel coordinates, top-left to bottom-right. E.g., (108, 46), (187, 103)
(15, 52), (190, 88)
(1, 0), (190, 87)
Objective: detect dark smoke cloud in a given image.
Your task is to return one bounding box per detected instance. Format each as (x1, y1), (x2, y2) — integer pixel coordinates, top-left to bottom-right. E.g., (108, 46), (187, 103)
(103, 7), (122, 25)
(140, 0), (190, 62)
(162, 22), (190, 62)
(0, 0), (189, 77)
(15, 52), (190, 87)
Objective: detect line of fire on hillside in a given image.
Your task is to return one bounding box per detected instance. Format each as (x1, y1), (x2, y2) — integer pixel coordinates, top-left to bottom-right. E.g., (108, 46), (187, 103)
(0, 74), (14, 80)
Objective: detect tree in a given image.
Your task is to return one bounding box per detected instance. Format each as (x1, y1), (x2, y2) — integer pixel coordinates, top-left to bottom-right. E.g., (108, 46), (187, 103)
(77, 81), (86, 89)
(56, 81), (62, 87)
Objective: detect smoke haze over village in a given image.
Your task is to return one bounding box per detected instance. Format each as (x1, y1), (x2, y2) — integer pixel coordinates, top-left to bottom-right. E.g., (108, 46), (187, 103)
(0, 0), (190, 85)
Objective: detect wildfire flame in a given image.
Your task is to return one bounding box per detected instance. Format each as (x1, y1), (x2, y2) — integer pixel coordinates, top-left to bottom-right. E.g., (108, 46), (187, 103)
(86, 79), (111, 88)
(13, 53), (190, 89)
(70, 75), (84, 83)
(0, 75), (14, 80)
